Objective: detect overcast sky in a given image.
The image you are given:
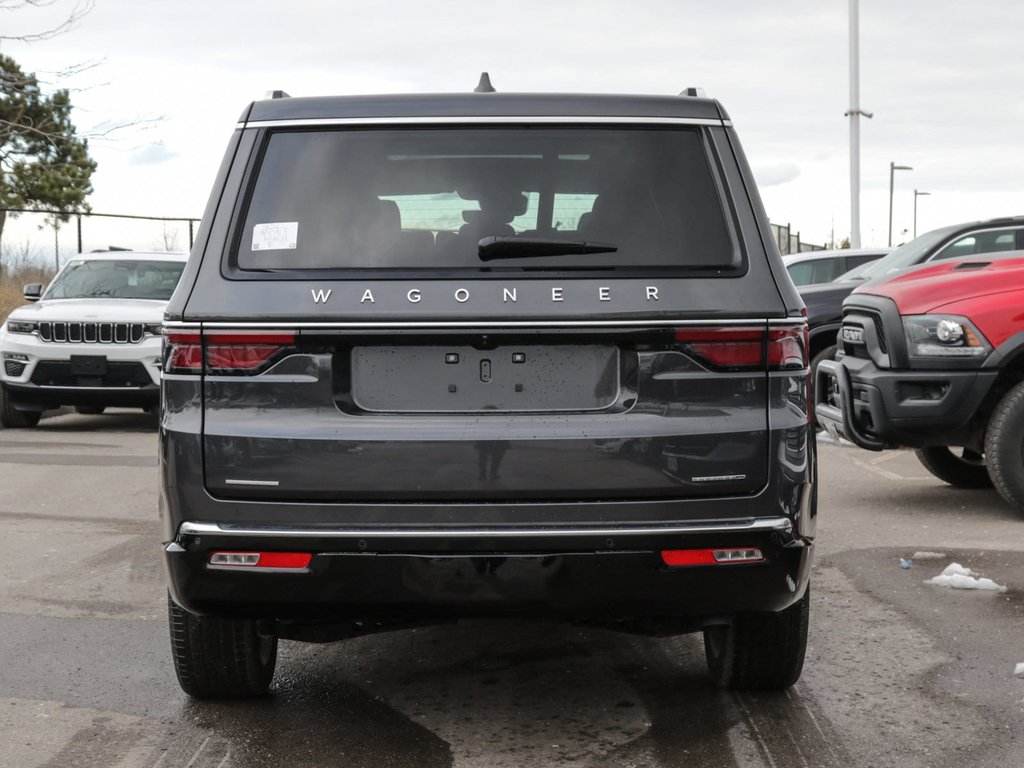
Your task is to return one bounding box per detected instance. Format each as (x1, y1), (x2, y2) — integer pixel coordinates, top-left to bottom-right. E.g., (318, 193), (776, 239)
(5, 0), (1024, 255)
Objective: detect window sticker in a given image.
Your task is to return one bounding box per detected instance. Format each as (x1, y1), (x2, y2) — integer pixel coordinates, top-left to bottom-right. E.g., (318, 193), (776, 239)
(252, 221), (298, 251)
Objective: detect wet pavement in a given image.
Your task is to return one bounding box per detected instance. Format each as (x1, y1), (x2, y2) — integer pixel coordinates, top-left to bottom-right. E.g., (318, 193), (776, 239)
(1, 413), (1022, 767)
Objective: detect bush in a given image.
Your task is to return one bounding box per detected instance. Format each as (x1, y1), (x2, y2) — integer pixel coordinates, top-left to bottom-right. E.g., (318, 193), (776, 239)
(1, 247), (53, 321)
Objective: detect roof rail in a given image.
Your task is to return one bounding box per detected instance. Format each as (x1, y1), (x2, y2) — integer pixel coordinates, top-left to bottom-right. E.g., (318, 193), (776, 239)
(679, 87), (707, 98)
(474, 72), (496, 93)
(264, 90), (291, 99)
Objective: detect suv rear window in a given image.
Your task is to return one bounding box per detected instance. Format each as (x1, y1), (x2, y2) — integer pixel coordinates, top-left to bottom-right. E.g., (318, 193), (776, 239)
(236, 127), (738, 273)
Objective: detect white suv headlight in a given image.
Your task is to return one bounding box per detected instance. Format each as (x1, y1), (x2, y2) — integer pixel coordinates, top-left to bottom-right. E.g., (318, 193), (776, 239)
(902, 314), (991, 358)
(6, 320), (35, 334)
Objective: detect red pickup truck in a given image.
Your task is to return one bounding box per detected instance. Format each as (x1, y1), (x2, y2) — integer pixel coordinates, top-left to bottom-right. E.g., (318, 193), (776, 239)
(815, 254), (1024, 515)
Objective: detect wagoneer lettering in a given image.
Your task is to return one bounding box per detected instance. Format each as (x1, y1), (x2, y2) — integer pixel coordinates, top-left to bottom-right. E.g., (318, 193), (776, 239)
(161, 84), (814, 699)
(310, 283), (667, 307)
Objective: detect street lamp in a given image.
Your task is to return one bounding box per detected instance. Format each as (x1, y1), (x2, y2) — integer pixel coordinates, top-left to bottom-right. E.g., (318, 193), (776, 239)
(913, 190), (931, 237)
(847, 0), (873, 248)
(888, 162), (913, 246)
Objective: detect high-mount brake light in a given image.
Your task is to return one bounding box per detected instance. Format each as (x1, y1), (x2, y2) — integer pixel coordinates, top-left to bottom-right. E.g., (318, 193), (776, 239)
(661, 548), (765, 567)
(209, 551), (312, 570)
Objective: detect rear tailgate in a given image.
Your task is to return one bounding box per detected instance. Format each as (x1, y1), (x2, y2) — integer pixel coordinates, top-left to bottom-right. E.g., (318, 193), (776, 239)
(190, 317), (802, 503)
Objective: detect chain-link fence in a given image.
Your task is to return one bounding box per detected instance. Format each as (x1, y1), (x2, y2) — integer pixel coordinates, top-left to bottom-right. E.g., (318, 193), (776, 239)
(0, 208), (199, 273)
(770, 222), (826, 255)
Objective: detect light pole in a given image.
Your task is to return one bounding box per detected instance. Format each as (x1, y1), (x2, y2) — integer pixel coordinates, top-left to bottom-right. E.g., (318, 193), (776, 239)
(913, 190), (930, 237)
(888, 162), (912, 247)
(846, 0), (873, 248)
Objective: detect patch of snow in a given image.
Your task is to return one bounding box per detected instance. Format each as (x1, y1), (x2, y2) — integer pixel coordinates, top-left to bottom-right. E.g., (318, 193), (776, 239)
(943, 563), (976, 577)
(1015, 663), (1024, 679)
(912, 551), (946, 560)
(926, 562), (1007, 593)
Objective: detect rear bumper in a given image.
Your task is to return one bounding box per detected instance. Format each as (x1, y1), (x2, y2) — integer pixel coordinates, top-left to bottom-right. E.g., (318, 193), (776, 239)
(164, 518), (812, 626)
(815, 355), (996, 450)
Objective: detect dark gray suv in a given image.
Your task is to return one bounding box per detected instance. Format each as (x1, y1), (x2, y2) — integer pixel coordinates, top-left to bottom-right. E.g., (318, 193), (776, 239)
(161, 84), (815, 698)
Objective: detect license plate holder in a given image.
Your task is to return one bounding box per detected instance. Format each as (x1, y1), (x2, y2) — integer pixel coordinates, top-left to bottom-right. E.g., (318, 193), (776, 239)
(69, 355), (108, 375)
(351, 344), (620, 413)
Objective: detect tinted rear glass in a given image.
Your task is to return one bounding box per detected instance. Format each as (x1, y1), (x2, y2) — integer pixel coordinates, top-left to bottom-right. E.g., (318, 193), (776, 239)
(237, 127), (737, 272)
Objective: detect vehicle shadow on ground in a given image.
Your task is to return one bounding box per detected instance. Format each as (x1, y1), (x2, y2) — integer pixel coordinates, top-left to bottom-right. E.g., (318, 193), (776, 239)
(172, 621), (847, 768)
(34, 410), (158, 434)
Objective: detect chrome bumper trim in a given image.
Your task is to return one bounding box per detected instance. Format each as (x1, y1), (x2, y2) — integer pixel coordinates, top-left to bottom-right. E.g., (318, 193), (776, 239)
(176, 517), (793, 542)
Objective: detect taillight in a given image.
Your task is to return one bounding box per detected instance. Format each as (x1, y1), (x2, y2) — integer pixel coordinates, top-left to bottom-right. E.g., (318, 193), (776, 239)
(674, 324), (807, 371)
(674, 326), (765, 369)
(767, 325), (808, 370)
(164, 332), (202, 374)
(206, 333), (296, 373)
(163, 330), (296, 375)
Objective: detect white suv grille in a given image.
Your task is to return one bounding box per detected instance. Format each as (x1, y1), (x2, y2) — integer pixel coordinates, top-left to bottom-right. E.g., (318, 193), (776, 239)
(37, 321), (146, 344)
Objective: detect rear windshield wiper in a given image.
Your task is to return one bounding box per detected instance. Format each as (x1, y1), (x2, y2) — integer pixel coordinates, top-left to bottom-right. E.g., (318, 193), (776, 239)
(478, 236), (617, 261)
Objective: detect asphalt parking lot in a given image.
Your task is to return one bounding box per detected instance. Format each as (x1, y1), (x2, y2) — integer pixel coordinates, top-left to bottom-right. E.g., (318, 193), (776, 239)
(1, 413), (1022, 768)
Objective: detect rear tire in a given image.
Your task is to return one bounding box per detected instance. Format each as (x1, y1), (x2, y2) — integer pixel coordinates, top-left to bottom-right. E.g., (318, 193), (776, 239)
(167, 595), (277, 699)
(703, 587), (809, 690)
(985, 381), (1024, 515)
(0, 386), (41, 428)
(74, 405), (106, 415)
(915, 446), (991, 488)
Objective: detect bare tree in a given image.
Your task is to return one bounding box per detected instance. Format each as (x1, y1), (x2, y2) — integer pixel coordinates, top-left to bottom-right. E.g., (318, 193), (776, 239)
(0, 0), (95, 42)
(153, 223), (182, 253)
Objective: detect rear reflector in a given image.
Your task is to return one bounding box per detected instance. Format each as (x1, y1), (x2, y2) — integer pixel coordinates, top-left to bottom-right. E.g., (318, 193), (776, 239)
(209, 551), (312, 570)
(660, 549), (717, 566)
(661, 548), (764, 567)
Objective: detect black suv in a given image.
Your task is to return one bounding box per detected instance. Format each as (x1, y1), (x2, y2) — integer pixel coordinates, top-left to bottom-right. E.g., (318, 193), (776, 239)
(161, 83), (815, 698)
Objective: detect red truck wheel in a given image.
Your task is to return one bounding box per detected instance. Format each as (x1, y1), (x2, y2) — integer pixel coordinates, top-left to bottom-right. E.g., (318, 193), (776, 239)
(914, 447), (992, 489)
(985, 381), (1024, 516)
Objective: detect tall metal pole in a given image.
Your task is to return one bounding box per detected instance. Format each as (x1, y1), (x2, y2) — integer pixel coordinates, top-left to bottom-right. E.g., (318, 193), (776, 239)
(888, 161), (894, 247)
(888, 162), (912, 247)
(848, 0), (862, 248)
(913, 189), (930, 237)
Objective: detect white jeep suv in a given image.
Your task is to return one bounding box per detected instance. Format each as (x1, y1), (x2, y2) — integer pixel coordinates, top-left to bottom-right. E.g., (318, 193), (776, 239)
(0, 250), (187, 427)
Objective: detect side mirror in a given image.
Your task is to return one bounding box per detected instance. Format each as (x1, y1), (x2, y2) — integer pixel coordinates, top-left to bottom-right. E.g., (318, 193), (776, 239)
(23, 283), (43, 302)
